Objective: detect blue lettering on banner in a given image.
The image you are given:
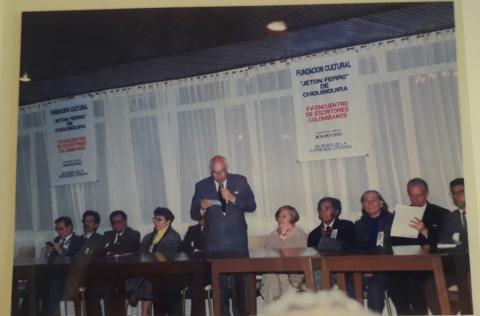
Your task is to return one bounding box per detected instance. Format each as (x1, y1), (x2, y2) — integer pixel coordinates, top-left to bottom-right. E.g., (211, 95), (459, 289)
(70, 104), (88, 112)
(324, 61), (351, 72)
(62, 159), (82, 167)
(69, 114), (87, 121)
(303, 86), (348, 97)
(296, 66), (324, 76)
(295, 61), (351, 77)
(55, 124), (86, 133)
(59, 169), (88, 179)
(310, 142), (352, 153)
(50, 107), (70, 115)
(315, 129), (343, 139)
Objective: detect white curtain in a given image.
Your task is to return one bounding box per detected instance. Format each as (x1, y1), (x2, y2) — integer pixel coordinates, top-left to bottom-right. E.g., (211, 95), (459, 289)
(15, 29), (462, 256)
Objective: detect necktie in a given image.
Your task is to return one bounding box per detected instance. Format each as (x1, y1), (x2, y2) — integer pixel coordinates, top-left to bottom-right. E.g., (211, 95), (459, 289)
(218, 182), (227, 214)
(113, 233), (120, 244)
(323, 226), (332, 238)
(461, 212), (467, 228)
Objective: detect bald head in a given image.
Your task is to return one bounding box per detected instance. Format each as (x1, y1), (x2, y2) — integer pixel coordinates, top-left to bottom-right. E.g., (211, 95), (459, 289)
(210, 155), (228, 183)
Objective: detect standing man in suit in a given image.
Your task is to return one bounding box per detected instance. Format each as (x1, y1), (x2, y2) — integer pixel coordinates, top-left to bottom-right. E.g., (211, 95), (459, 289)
(190, 155), (256, 252)
(190, 155), (256, 315)
(307, 196), (354, 250)
(390, 178), (450, 315)
(103, 210), (140, 255)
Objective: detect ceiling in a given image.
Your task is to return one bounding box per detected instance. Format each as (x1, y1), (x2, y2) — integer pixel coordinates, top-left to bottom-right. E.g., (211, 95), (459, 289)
(19, 2), (454, 105)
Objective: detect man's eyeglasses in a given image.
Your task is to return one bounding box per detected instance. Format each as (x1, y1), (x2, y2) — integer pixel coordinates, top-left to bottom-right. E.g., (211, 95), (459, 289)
(152, 217), (165, 223)
(211, 169), (226, 176)
(449, 189), (465, 197)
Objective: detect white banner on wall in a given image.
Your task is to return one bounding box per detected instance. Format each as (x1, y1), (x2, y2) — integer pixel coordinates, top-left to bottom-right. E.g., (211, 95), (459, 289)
(46, 97), (97, 185)
(291, 53), (369, 161)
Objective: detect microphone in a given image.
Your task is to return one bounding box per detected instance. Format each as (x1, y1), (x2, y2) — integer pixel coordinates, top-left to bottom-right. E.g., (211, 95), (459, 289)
(218, 182), (227, 215)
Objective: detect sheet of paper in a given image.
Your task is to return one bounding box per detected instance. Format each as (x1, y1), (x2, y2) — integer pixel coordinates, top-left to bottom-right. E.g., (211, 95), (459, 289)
(391, 204), (425, 238)
(207, 199), (222, 206)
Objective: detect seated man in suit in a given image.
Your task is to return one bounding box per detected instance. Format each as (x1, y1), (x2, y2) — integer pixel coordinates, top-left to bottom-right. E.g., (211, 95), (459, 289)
(42, 216), (84, 316)
(79, 210), (104, 256)
(77, 210), (104, 316)
(440, 178), (468, 247)
(101, 210), (140, 315)
(307, 196), (354, 251)
(426, 177), (470, 314)
(389, 178), (450, 315)
(179, 215), (206, 254)
(353, 190), (394, 313)
(103, 210), (140, 255)
(308, 197), (355, 297)
(45, 216), (83, 259)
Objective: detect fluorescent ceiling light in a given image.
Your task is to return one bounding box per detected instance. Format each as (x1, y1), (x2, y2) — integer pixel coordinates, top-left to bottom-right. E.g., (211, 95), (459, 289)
(266, 20), (287, 32)
(20, 72), (31, 82)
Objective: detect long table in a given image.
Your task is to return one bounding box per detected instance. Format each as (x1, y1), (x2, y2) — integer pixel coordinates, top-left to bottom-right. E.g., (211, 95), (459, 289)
(14, 246), (472, 316)
(320, 246), (471, 315)
(13, 253), (209, 316)
(210, 248), (322, 316)
(210, 246), (472, 316)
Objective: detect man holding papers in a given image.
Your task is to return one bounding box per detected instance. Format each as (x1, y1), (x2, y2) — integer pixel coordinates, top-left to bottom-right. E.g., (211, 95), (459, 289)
(390, 178), (449, 315)
(190, 155), (256, 315)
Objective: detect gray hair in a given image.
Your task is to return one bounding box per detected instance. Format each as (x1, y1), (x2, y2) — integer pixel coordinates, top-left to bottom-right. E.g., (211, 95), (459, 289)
(209, 155), (228, 171)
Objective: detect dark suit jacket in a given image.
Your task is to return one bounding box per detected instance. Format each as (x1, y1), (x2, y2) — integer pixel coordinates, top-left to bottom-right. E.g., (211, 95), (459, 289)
(140, 226), (181, 257)
(354, 210), (394, 250)
(439, 209), (468, 246)
(103, 227), (140, 255)
(179, 224), (205, 254)
(190, 173), (256, 252)
(52, 234), (84, 258)
(391, 202), (449, 246)
(79, 232), (104, 257)
(307, 218), (354, 250)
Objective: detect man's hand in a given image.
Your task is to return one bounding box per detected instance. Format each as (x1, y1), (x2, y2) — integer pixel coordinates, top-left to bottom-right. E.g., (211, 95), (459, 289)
(220, 188), (237, 203)
(53, 243), (64, 254)
(409, 217), (428, 237)
(200, 199), (213, 209)
(45, 244), (54, 256)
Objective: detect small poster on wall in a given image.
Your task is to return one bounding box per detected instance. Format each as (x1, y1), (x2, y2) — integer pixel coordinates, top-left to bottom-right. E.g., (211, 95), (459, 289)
(291, 52), (369, 161)
(46, 97), (97, 185)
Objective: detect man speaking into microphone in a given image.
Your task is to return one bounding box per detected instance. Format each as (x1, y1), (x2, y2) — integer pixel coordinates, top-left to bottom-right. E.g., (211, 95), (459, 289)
(190, 155), (256, 315)
(190, 154), (256, 253)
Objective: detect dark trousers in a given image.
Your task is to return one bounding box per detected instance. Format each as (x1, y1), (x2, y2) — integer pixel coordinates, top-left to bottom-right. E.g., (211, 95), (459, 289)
(364, 273), (388, 313)
(40, 276), (65, 316)
(389, 272), (428, 315)
(219, 274), (250, 316)
(152, 276), (187, 316)
(84, 283), (104, 316)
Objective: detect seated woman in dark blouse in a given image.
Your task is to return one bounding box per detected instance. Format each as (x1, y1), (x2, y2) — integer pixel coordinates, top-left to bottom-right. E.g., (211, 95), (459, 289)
(353, 190), (394, 314)
(126, 207), (182, 316)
